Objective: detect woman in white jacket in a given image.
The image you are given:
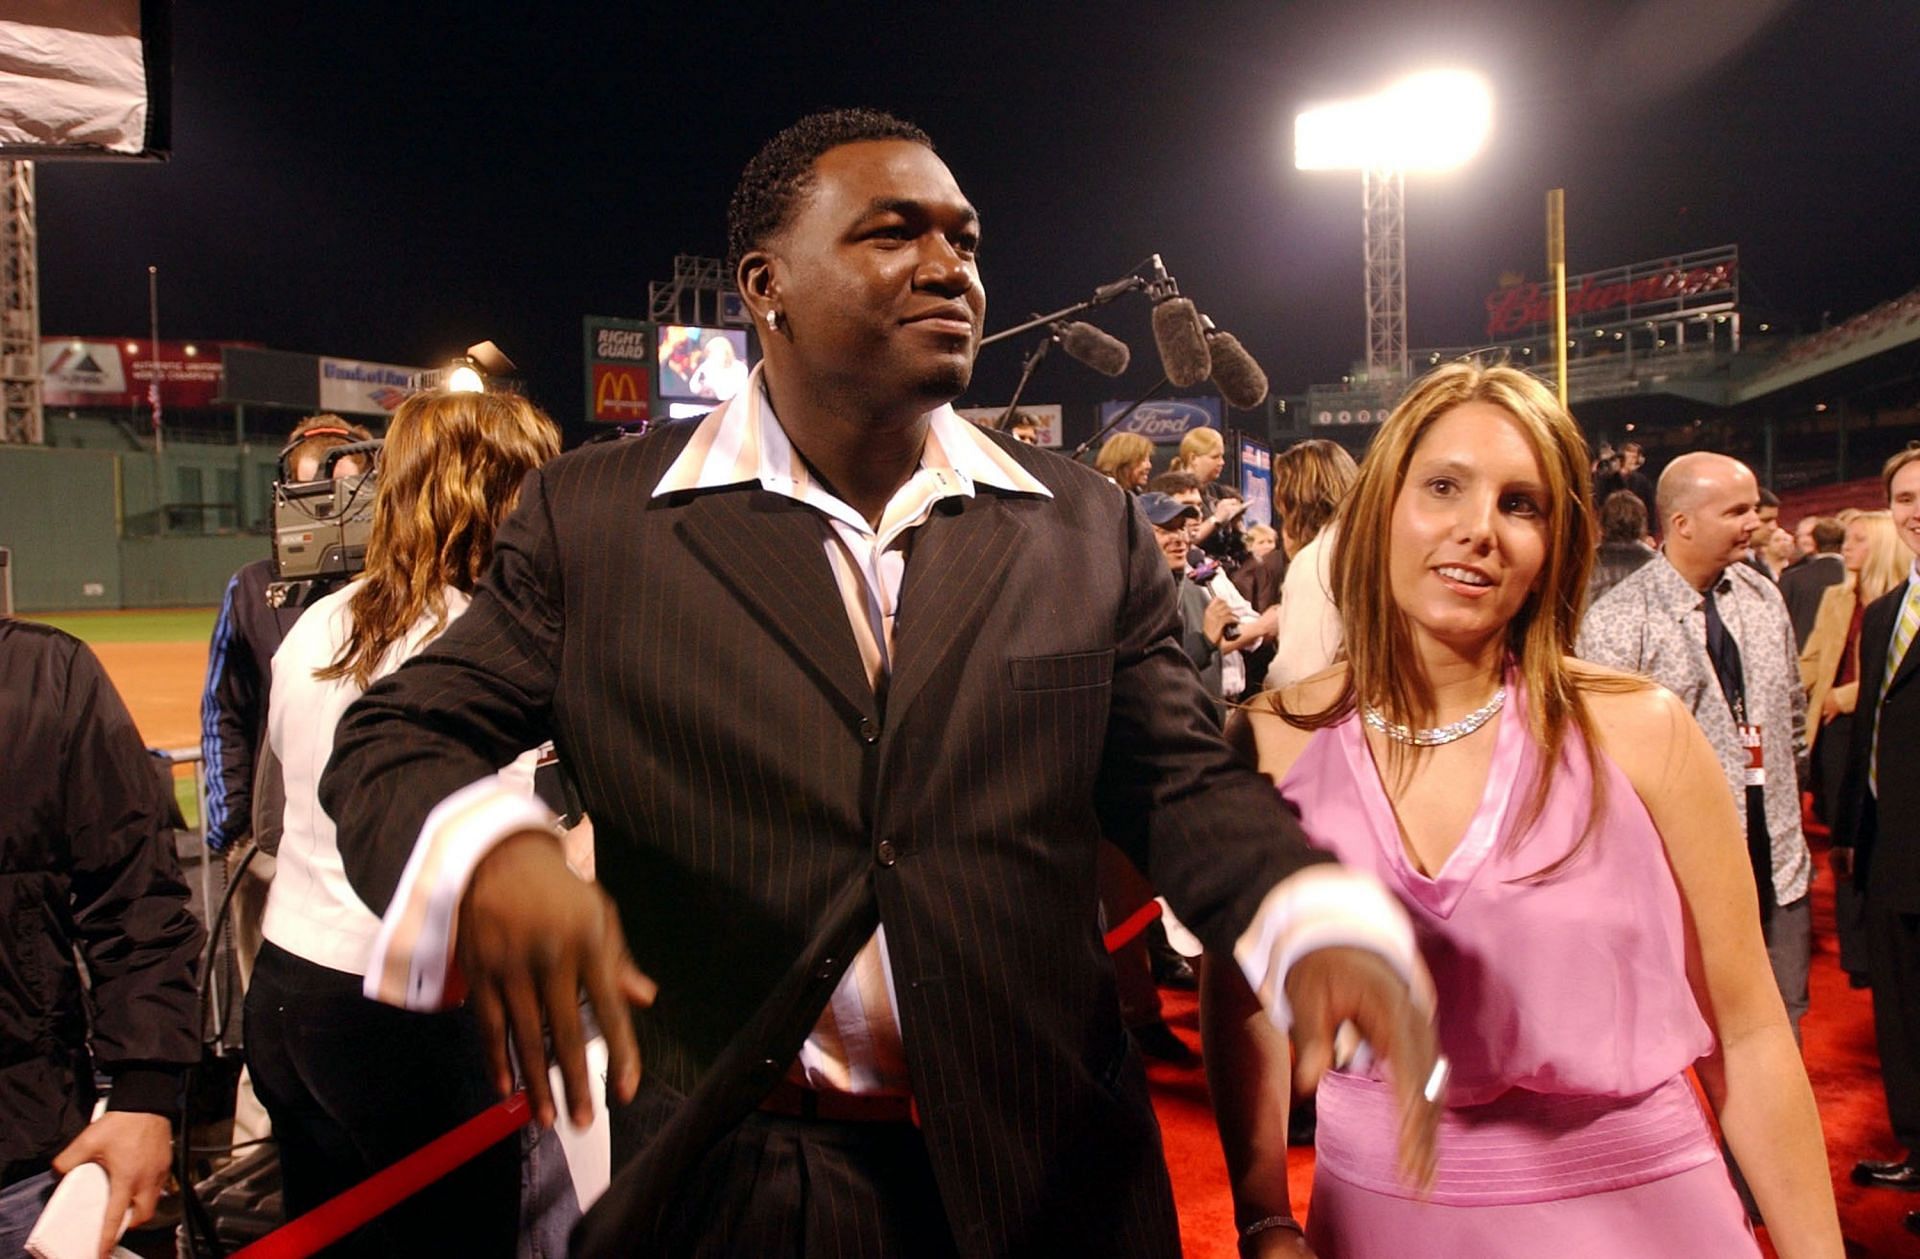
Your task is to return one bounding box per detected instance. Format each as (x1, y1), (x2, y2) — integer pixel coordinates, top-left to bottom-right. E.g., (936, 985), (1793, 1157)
(246, 390), (560, 1256)
(1264, 439), (1359, 691)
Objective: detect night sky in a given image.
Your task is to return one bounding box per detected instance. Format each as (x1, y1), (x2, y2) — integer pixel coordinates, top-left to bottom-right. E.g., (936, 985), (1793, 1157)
(32, 0), (1920, 440)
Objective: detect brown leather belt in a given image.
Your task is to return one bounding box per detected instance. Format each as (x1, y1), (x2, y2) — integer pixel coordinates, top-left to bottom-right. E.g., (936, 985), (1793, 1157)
(758, 1079), (917, 1125)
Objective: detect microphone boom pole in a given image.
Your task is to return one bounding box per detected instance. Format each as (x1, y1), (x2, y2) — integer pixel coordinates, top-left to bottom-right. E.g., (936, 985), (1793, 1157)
(995, 335), (1053, 431)
(1070, 375), (1173, 461)
(978, 275), (1145, 348)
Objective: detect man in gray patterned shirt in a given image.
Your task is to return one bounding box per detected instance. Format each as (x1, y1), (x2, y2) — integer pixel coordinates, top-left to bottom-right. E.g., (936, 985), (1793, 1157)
(1578, 452), (1812, 1036)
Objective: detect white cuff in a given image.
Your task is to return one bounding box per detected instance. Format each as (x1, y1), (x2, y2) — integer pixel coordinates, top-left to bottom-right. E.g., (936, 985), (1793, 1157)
(363, 773), (562, 1010)
(1231, 864), (1423, 1033)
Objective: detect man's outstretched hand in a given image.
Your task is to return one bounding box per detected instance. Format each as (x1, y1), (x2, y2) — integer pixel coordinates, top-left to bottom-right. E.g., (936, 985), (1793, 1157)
(459, 831), (658, 1128)
(1284, 945), (1442, 1191)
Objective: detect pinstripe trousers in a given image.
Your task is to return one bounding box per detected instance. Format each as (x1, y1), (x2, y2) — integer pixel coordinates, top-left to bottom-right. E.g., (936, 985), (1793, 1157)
(609, 1078), (957, 1258)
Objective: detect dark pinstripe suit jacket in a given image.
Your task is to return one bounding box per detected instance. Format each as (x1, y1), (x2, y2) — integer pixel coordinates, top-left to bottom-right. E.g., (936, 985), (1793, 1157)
(326, 419), (1331, 1257)
(1839, 578), (1920, 912)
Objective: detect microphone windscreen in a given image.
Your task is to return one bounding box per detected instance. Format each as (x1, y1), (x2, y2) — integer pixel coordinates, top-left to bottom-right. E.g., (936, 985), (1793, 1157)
(1206, 330), (1270, 410)
(1151, 296), (1211, 387)
(1058, 322), (1131, 377)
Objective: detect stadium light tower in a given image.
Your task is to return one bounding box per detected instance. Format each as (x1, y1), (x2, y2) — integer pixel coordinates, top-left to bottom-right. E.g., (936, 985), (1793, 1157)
(1295, 69), (1493, 382)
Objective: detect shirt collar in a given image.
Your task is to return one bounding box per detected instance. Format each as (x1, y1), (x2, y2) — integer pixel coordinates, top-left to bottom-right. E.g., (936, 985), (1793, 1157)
(1648, 550), (1735, 612)
(652, 363), (1051, 518)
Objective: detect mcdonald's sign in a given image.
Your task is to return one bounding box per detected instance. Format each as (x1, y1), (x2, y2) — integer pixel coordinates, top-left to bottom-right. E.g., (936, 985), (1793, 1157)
(584, 315), (655, 424)
(592, 364), (650, 423)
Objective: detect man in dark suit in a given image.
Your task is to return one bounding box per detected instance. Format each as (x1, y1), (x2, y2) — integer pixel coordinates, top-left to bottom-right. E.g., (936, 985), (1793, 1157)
(1837, 446), (1920, 1236)
(1778, 517), (1846, 648)
(322, 110), (1438, 1257)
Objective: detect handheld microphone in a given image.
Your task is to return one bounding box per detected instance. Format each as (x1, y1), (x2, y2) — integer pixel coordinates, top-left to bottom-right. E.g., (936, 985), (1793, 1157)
(1055, 321), (1130, 377)
(1201, 317), (1270, 410)
(1146, 254), (1211, 388)
(1185, 549), (1242, 640)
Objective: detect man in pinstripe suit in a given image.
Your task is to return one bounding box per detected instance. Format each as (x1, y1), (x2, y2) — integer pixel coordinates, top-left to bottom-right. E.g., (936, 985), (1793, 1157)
(325, 109), (1437, 1257)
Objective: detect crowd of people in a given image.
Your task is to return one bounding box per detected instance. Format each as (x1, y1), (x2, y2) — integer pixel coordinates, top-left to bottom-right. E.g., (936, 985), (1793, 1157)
(7, 105), (1917, 1259)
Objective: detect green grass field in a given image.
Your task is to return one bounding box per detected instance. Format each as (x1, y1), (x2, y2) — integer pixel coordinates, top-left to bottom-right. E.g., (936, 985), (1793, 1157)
(28, 608), (219, 644)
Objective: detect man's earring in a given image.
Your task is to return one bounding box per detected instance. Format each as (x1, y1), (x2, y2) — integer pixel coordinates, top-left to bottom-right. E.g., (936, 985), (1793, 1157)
(764, 309), (780, 332)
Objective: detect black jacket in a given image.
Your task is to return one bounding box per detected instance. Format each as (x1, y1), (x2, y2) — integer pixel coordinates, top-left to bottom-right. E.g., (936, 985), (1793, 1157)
(1, 620), (203, 1181)
(1587, 539), (1657, 608)
(1778, 552), (1847, 649)
(1838, 578), (1920, 911)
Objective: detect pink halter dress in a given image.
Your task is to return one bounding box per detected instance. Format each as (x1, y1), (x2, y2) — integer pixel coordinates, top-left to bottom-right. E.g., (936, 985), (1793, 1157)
(1278, 682), (1760, 1256)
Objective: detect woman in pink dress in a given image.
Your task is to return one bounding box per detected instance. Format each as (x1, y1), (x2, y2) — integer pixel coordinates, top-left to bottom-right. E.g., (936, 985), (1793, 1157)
(1200, 362), (1841, 1257)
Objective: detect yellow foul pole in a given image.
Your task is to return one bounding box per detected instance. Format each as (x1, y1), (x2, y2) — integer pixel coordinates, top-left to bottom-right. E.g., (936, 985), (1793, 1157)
(1547, 188), (1568, 406)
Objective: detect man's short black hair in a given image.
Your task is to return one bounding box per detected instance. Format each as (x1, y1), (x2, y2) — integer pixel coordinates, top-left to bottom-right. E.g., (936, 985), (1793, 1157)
(1757, 485), (1780, 508)
(727, 109), (935, 277)
(1147, 470), (1202, 496)
(1812, 518), (1846, 552)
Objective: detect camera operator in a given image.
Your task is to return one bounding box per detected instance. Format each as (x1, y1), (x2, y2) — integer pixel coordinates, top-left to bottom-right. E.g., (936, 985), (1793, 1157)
(199, 416), (371, 1141)
(245, 390), (560, 1257)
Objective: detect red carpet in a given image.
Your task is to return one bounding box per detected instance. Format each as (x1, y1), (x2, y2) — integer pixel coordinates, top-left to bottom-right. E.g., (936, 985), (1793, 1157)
(1147, 844), (1914, 1256)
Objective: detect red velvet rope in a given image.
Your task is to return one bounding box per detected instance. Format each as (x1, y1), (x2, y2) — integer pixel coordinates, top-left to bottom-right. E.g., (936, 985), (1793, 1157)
(229, 1091), (531, 1259)
(1103, 901), (1162, 954)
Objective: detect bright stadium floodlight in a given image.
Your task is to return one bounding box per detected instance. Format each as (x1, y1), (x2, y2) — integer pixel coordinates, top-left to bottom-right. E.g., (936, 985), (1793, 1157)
(1294, 69), (1493, 172)
(1294, 69), (1493, 382)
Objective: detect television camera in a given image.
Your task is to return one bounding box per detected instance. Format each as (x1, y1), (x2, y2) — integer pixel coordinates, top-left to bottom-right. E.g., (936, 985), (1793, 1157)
(267, 439), (383, 609)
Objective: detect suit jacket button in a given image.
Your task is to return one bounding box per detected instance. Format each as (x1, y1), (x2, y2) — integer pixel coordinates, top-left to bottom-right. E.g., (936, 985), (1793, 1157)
(876, 839), (898, 867)
(859, 718), (880, 744)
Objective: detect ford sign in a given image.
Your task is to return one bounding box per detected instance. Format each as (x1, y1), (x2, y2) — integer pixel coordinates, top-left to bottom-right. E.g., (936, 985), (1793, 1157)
(1099, 396), (1220, 440)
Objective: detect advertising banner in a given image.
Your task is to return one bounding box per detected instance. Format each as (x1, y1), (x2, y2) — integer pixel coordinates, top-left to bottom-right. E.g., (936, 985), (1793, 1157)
(1238, 437), (1272, 529)
(318, 357), (421, 416)
(1097, 396), (1220, 443)
(1482, 246), (1738, 338)
(954, 404), (1063, 448)
(42, 338), (235, 409)
(583, 316), (653, 424)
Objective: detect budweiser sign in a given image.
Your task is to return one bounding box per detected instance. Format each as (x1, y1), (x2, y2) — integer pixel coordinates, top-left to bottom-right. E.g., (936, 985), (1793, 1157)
(1484, 249), (1737, 338)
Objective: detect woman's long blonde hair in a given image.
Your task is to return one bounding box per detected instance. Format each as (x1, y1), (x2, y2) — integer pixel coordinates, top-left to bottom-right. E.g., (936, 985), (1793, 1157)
(1851, 510), (1909, 605)
(1290, 361), (1640, 865)
(1094, 432), (1154, 484)
(319, 391), (560, 688)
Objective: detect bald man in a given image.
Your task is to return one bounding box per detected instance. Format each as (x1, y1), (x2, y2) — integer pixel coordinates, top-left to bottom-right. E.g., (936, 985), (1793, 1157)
(1579, 452), (1812, 1035)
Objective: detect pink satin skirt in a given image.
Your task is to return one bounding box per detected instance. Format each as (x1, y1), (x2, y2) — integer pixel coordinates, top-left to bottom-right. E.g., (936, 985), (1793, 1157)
(1305, 1072), (1760, 1256)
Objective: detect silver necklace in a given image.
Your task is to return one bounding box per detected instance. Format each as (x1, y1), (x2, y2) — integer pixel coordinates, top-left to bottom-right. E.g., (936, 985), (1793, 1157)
(1362, 686), (1506, 747)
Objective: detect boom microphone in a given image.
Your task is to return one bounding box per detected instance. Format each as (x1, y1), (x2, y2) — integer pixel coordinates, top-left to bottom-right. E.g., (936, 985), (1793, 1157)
(1201, 318), (1270, 410)
(1056, 321), (1130, 377)
(1146, 255), (1211, 388)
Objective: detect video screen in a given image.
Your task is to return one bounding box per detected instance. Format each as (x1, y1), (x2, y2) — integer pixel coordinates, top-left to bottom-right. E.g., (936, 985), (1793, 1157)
(658, 326), (750, 403)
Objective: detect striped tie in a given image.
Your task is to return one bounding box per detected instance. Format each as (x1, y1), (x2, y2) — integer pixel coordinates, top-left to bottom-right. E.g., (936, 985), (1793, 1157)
(1872, 582), (1920, 794)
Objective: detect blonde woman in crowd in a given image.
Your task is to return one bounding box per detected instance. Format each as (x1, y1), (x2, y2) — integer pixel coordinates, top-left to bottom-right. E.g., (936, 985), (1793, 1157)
(1800, 509), (1908, 983)
(1171, 426), (1245, 548)
(1203, 362), (1839, 1257)
(1094, 431), (1154, 492)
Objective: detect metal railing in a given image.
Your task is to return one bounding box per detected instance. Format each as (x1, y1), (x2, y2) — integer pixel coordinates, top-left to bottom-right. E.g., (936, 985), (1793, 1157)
(159, 744), (238, 1053)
